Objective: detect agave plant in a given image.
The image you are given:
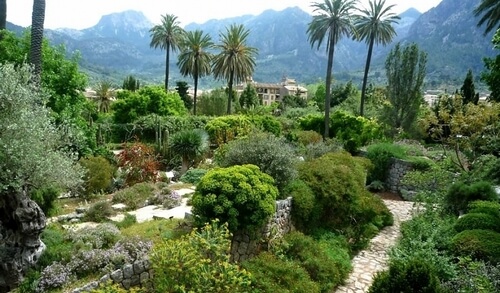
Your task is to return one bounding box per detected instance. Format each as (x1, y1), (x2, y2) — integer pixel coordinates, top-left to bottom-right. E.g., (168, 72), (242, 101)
(169, 129), (209, 174)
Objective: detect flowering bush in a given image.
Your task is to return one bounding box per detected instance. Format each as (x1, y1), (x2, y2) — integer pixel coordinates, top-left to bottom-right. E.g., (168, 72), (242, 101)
(36, 262), (74, 292)
(66, 223), (121, 249)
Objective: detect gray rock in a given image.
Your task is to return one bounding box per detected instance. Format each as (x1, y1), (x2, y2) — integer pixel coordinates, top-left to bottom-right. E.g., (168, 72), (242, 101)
(122, 264), (134, 279)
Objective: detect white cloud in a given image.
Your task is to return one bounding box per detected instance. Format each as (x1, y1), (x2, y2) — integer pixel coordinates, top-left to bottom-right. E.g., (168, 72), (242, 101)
(7, 0), (441, 30)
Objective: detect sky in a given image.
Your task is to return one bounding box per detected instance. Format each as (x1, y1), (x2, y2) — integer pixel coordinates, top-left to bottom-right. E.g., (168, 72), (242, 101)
(8, 0), (442, 30)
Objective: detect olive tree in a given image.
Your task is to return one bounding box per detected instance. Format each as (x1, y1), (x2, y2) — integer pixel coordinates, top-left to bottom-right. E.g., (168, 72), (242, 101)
(0, 64), (83, 290)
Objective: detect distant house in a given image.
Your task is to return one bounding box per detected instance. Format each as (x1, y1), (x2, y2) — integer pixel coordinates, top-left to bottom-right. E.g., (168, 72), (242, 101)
(236, 76), (308, 106)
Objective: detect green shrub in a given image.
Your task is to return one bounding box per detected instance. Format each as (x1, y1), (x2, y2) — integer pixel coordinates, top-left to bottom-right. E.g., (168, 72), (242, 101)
(284, 180), (315, 231)
(467, 200), (500, 218)
(30, 185), (61, 216)
(248, 114), (283, 136)
(369, 257), (440, 293)
(84, 200), (115, 222)
(169, 129), (209, 174)
(294, 130), (323, 146)
(79, 156), (115, 197)
(204, 115), (252, 147)
(454, 213), (500, 233)
(444, 181), (498, 215)
(179, 168), (207, 185)
(301, 138), (343, 161)
(38, 225), (74, 268)
(366, 142), (406, 183)
(451, 229), (500, 263)
(466, 154), (500, 184)
(218, 132), (298, 193)
(112, 182), (156, 210)
(242, 252), (321, 293)
(66, 223), (121, 249)
(283, 231), (351, 292)
(191, 164), (278, 233)
(407, 156), (435, 171)
(90, 282), (145, 293)
(113, 213), (137, 229)
(151, 220), (252, 292)
(297, 151), (392, 249)
(440, 257), (500, 293)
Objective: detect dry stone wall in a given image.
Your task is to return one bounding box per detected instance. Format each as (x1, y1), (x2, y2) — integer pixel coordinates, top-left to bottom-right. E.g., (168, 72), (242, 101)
(386, 158), (414, 194)
(230, 197), (293, 262)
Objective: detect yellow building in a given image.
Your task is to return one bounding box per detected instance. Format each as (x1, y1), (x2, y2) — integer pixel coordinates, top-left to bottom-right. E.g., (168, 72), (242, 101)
(237, 76), (308, 106)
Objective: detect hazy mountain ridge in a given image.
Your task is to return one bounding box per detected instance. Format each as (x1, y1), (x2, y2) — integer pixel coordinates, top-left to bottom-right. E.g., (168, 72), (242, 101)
(5, 0), (496, 88)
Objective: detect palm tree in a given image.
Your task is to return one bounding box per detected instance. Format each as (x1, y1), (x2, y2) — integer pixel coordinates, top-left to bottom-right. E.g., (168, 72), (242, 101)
(169, 129), (209, 175)
(212, 24), (257, 114)
(474, 0), (500, 35)
(0, 0), (6, 31)
(177, 30), (213, 115)
(355, 0), (399, 117)
(30, 0), (45, 83)
(307, 0), (357, 138)
(150, 14), (185, 91)
(94, 80), (115, 113)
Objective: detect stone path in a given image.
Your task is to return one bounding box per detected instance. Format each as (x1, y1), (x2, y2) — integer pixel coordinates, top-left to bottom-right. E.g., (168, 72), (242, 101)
(334, 199), (419, 293)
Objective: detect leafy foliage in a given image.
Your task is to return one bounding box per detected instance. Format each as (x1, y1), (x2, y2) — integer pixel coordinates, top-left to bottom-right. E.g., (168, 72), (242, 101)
(451, 229), (500, 263)
(444, 181), (498, 216)
(79, 156), (115, 197)
(454, 213), (500, 233)
(239, 83), (260, 109)
(191, 164), (278, 233)
(197, 88), (228, 116)
(242, 252), (321, 293)
(218, 132), (298, 193)
(116, 142), (160, 186)
(481, 29), (500, 102)
(179, 168), (208, 185)
(204, 115), (252, 147)
(111, 182), (156, 210)
(84, 201), (116, 223)
(122, 75), (140, 92)
(151, 220), (252, 292)
(169, 129), (209, 174)
(366, 142), (406, 183)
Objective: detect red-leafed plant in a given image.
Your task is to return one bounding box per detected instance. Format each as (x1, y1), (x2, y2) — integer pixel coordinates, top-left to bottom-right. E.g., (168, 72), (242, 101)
(117, 142), (160, 186)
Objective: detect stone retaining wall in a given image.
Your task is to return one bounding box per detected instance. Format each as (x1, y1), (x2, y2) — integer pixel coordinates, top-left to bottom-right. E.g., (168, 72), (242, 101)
(71, 258), (153, 293)
(230, 197), (293, 262)
(386, 158), (414, 193)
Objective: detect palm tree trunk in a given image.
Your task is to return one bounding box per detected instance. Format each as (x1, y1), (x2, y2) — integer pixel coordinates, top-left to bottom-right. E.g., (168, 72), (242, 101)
(30, 0), (45, 84)
(324, 37), (335, 139)
(0, 0), (6, 31)
(227, 70), (234, 114)
(360, 34), (375, 117)
(165, 43), (170, 91)
(193, 63), (199, 115)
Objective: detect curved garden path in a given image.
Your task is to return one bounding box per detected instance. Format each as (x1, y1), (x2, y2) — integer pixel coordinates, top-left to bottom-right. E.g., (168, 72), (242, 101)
(334, 199), (419, 293)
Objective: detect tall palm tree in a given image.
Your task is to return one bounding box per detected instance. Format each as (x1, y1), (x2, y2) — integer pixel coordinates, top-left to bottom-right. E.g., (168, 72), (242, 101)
(212, 24), (257, 114)
(150, 14), (185, 91)
(307, 0), (357, 138)
(355, 0), (399, 117)
(177, 30), (213, 115)
(474, 0), (500, 35)
(30, 0), (45, 83)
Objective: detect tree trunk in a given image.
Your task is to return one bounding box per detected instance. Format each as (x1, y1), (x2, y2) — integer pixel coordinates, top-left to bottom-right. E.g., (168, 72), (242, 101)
(164, 43), (170, 91)
(0, 188), (46, 291)
(324, 37), (336, 139)
(227, 70), (234, 115)
(360, 34), (375, 117)
(29, 0), (45, 84)
(193, 63), (199, 116)
(0, 0), (6, 31)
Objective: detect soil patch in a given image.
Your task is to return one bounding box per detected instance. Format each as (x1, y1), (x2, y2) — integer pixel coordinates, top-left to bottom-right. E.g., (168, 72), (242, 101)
(373, 191), (404, 201)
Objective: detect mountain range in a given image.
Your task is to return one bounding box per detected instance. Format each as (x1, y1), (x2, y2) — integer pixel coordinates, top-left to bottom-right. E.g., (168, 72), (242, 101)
(5, 0), (497, 89)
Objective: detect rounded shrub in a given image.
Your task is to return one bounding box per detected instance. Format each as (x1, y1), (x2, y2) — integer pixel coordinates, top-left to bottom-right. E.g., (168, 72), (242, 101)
(241, 252), (321, 293)
(444, 181), (498, 215)
(79, 156), (115, 197)
(191, 164), (278, 233)
(218, 132), (298, 193)
(30, 185), (61, 216)
(467, 200), (500, 218)
(451, 229), (500, 263)
(84, 200), (115, 223)
(454, 213), (500, 233)
(179, 168), (208, 185)
(368, 257), (440, 293)
(284, 180), (315, 231)
(365, 142), (406, 183)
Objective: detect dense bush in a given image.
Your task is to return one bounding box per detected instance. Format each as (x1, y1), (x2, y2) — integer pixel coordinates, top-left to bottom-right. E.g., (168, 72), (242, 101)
(284, 180), (315, 231)
(440, 257), (500, 293)
(248, 114), (283, 136)
(168, 129), (209, 174)
(300, 138), (343, 161)
(151, 220), (252, 292)
(444, 181), (498, 215)
(204, 115), (252, 147)
(84, 201), (116, 223)
(218, 132), (298, 193)
(179, 168), (208, 185)
(368, 257), (440, 293)
(454, 213), (500, 233)
(38, 225), (74, 268)
(467, 200), (500, 218)
(30, 186), (61, 216)
(283, 231), (351, 292)
(191, 164), (278, 233)
(242, 252), (321, 293)
(288, 130), (323, 146)
(112, 182), (156, 210)
(66, 223), (121, 250)
(79, 156), (115, 197)
(116, 142), (160, 186)
(297, 151), (392, 250)
(451, 229), (500, 263)
(366, 142), (406, 183)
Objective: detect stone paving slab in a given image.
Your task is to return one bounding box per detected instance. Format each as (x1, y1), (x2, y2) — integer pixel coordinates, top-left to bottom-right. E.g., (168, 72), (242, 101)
(334, 200), (419, 293)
